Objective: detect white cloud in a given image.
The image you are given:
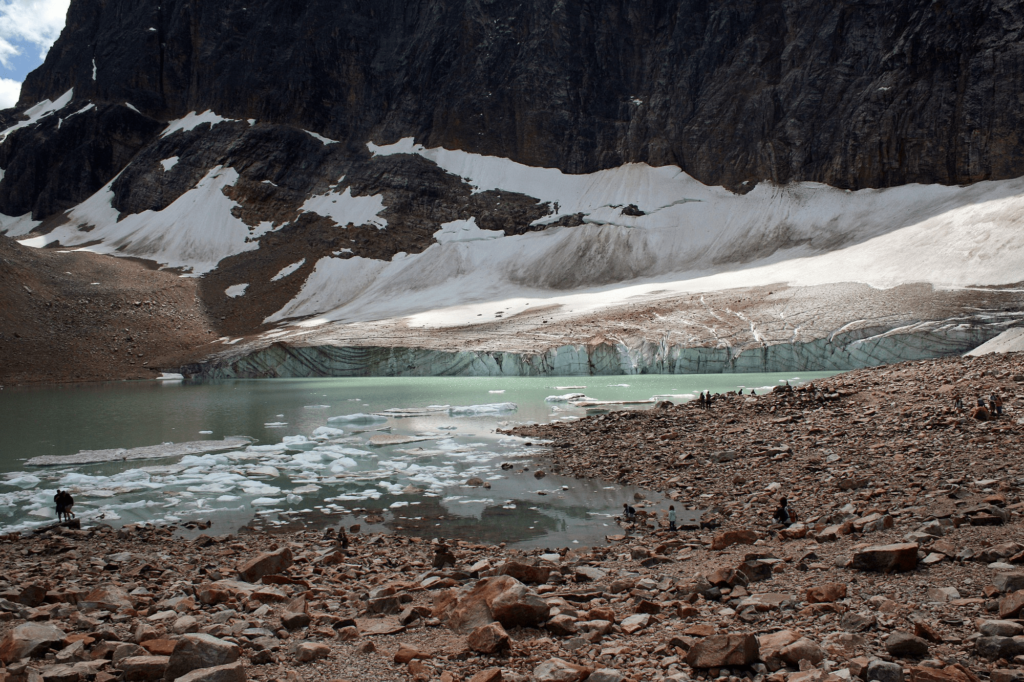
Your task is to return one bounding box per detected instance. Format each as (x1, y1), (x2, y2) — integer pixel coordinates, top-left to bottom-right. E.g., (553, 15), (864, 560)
(0, 0), (70, 68)
(0, 77), (20, 108)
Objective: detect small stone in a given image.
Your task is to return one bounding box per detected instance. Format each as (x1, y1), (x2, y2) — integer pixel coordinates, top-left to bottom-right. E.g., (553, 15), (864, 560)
(172, 616), (199, 635)
(533, 658), (591, 682)
(867, 660), (905, 682)
(619, 614), (650, 634)
(588, 670), (625, 682)
(174, 661), (246, 682)
(294, 642), (330, 663)
(981, 620), (1024, 637)
(237, 547), (293, 583)
(806, 583), (847, 603)
(780, 638), (826, 666)
(468, 669), (503, 682)
(886, 631), (930, 657)
(710, 530), (758, 551)
(467, 622), (511, 654)
(394, 643), (431, 664)
(852, 543), (919, 572)
(119, 656), (170, 682)
(685, 634), (760, 668)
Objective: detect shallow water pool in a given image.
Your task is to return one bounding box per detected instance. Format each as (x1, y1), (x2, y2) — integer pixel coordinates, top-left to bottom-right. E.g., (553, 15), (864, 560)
(0, 372), (836, 546)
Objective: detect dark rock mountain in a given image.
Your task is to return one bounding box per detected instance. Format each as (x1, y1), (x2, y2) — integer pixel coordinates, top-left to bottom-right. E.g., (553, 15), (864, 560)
(3, 0), (1024, 379)
(12, 0), (1024, 213)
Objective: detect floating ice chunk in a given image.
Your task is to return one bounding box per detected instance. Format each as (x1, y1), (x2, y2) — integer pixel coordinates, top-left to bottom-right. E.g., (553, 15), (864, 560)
(390, 501), (409, 508)
(199, 430), (213, 434)
(327, 413), (387, 424)
(282, 435), (318, 451)
(251, 497), (284, 506)
(216, 495), (241, 502)
(286, 494), (303, 504)
(264, 422), (288, 427)
(312, 426), (345, 439)
(5, 475), (41, 489)
(545, 393), (588, 402)
(328, 458), (358, 473)
(489, 390), (505, 394)
(376, 406), (450, 418)
(448, 403), (518, 416)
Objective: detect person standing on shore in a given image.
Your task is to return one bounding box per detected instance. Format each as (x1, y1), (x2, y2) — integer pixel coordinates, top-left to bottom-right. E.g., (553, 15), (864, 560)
(60, 491), (75, 520)
(668, 505), (677, 531)
(623, 502), (636, 527)
(54, 490), (66, 522)
(772, 497), (791, 526)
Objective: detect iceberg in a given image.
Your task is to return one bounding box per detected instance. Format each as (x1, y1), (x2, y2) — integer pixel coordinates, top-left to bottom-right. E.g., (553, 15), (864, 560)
(447, 402), (518, 415)
(327, 413), (387, 424)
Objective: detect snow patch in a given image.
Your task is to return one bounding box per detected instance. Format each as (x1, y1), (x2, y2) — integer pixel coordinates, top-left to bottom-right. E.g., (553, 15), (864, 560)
(270, 259), (306, 281)
(161, 110), (237, 138)
(0, 88), (74, 142)
(304, 130), (338, 145)
(0, 212), (42, 237)
(300, 186), (387, 230)
(161, 157), (179, 172)
(225, 284), (249, 298)
(28, 166), (279, 274)
(433, 217), (503, 244)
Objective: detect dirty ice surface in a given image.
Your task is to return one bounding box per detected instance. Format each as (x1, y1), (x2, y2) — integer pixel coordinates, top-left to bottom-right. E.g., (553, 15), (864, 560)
(0, 372), (832, 545)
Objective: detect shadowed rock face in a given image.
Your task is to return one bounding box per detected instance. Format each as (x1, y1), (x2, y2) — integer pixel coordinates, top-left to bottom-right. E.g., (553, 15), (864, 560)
(17, 0), (1024, 194)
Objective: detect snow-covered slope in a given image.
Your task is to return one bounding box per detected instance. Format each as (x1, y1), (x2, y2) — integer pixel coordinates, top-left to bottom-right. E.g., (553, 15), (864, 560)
(264, 139), (1024, 329)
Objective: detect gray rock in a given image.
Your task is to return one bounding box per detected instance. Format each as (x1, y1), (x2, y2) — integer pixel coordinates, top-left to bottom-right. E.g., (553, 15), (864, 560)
(867, 660), (905, 682)
(174, 661), (246, 682)
(589, 670), (625, 682)
(0, 623), (67, 664)
(980, 620), (1024, 637)
(163, 634), (241, 681)
(119, 656), (170, 682)
(885, 632), (930, 657)
(995, 573), (1024, 594)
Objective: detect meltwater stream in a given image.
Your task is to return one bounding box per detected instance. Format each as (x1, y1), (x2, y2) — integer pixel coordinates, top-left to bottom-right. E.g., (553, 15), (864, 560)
(0, 372), (835, 546)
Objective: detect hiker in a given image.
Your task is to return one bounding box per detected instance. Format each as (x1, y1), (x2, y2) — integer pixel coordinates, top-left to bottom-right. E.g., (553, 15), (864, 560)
(668, 505), (677, 531)
(60, 491), (75, 520)
(953, 393), (963, 413)
(54, 490), (66, 522)
(623, 502), (636, 526)
(995, 394), (1004, 416)
(772, 497), (791, 526)
(992, 393), (1003, 417)
(751, 389), (756, 396)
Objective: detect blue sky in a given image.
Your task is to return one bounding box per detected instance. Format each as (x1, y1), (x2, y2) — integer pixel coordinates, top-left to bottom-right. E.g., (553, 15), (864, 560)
(0, 0), (71, 108)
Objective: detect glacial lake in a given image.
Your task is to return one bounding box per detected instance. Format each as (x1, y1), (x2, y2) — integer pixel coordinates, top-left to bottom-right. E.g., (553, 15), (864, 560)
(0, 372), (836, 546)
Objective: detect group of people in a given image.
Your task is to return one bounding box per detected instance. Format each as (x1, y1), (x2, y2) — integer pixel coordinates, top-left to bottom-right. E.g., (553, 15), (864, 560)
(53, 490), (75, 522)
(622, 502), (682, 531)
(697, 391), (715, 409)
(952, 392), (1004, 417)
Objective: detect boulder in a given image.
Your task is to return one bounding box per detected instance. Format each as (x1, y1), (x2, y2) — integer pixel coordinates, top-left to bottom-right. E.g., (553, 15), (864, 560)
(589, 671), (625, 682)
(806, 583), (847, 603)
(908, 666), (979, 682)
(574, 566), (606, 582)
(163, 634), (241, 681)
(81, 585), (133, 612)
(17, 584), (47, 608)
(294, 642), (330, 663)
(173, 661), (246, 682)
(780, 637), (826, 666)
(867, 660), (905, 682)
(533, 658), (591, 682)
(619, 614), (650, 634)
(394, 643), (432, 664)
(40, 665), (80, 682)
(112, 644), (148, 665)
(119, 656), (169, 682)
(172, 616), (199, 635)
(994, 573), (1024, 594)
(0, 623), (67, 664)
(236, 547), (293, 583)
(685, 634), (760, 668)
(1000, 591), (1024, 619)
(976, 636), (1024, 660)
(435, 576), (549, 633)
(281, 611), (311, 630)
(468, 670), (503, 682)
(545, 615), (578, 636)
(851, 543), (919, 572)
(710, 530), (757, 551)
(498, 561), (551, 584)
(841, 611), (877, 632)
(980, 620), (1024, 637)
(886, 632), (930, 657)
(991, 671), (1024, 682)
(757, 630), (801, 671)
(467, 622), (511, 654)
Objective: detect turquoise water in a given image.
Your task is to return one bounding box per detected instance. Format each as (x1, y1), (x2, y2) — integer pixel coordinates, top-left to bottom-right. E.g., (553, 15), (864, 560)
(0, 372), (835, 546)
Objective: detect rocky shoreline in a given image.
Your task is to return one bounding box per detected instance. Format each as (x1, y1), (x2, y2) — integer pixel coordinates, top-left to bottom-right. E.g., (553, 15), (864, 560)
(1, 354), (1023, 682)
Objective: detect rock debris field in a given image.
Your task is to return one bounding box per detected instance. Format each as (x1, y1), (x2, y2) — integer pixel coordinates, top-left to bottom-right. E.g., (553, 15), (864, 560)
(2, 354), (1024, 682)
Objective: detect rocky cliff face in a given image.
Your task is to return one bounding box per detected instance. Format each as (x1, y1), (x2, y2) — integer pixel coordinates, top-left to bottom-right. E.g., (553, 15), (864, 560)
(15, 0), (1024, 201)
(2, 0), (1023, 377)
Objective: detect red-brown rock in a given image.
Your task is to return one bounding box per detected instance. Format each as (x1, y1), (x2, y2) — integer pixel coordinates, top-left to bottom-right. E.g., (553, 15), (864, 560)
(466, 622), (511, 654)
(807, 583), (847, 603)
(710, 530), (758, 551)
(685, 634), (760, 668)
